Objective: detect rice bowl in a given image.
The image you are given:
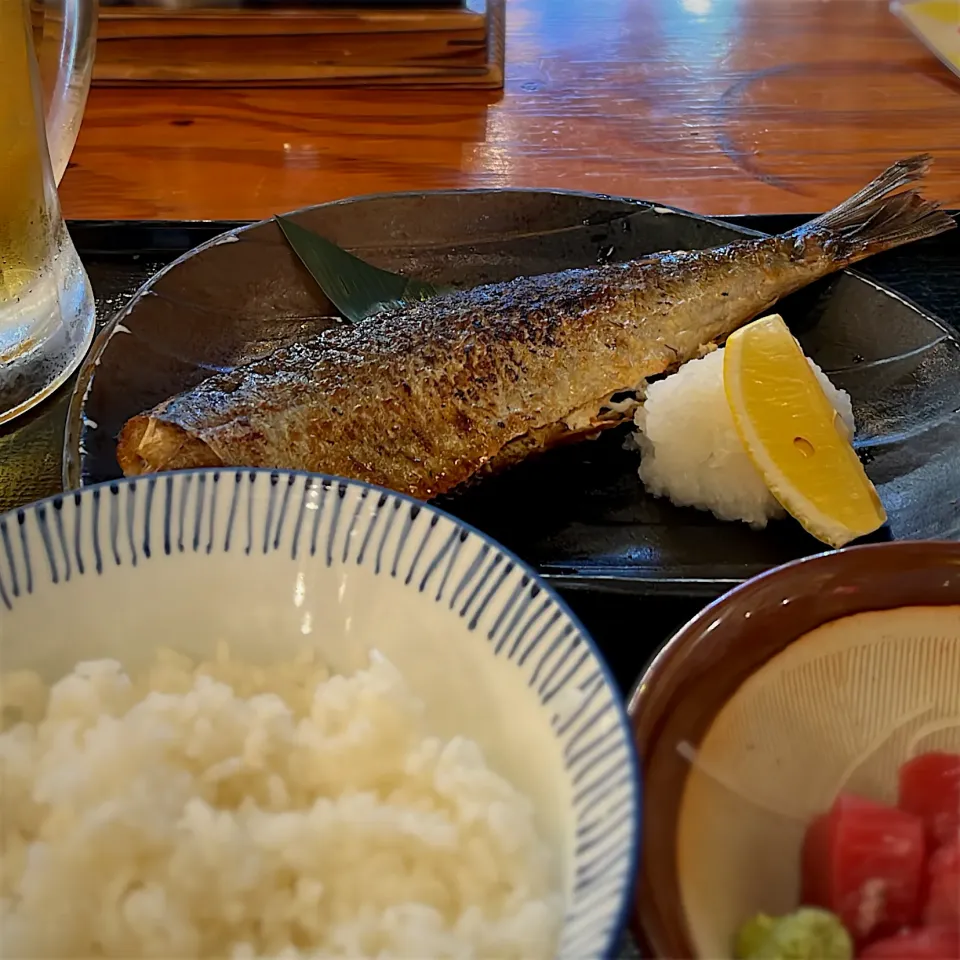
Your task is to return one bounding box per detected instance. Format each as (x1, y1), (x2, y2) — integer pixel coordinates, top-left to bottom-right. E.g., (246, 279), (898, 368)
(0, 469), (640, 959)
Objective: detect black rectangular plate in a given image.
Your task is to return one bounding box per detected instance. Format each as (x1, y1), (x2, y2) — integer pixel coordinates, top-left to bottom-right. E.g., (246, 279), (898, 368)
(69, 214), (960, 600)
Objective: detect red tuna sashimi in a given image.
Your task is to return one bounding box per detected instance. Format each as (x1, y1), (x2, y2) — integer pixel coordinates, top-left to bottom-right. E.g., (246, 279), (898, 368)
(924, 837), (960, 931)
(899, 753), (960, 849)
(803, 793), (926, 941)
(859, 927), (960, 960)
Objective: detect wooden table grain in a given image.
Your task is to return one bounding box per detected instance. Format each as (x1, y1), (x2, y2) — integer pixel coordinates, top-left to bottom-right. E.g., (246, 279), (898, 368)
(61, 0), (960, 220)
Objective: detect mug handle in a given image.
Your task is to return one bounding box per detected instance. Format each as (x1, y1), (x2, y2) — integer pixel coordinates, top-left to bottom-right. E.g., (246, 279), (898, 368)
(35, 0), (98, 184)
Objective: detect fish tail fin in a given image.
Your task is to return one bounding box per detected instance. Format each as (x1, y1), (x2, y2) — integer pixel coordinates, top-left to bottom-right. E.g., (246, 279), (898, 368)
(796, 154), (956, 262)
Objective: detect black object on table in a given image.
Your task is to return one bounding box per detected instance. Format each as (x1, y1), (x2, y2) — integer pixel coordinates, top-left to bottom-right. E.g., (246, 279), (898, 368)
(1, 214), (958, 695)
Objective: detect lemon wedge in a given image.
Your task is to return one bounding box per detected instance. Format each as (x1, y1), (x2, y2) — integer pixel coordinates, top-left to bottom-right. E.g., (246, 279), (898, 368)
(723, 314), (886, 548)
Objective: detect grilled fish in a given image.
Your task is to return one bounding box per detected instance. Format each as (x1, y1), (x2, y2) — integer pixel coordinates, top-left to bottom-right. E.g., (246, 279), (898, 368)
(117, 156), (956, 499)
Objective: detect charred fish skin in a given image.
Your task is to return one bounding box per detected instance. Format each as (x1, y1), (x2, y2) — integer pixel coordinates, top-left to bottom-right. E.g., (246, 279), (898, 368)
(117, 155), (955, 499)
(118, 243), (826, 496)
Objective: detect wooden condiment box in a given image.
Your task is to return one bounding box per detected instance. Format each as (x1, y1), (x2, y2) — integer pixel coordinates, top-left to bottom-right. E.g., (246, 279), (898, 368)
(92, 0), (505, 88)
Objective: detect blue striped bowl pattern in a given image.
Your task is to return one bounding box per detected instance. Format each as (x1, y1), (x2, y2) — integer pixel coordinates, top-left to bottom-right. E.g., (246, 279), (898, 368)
(0, 469), (640, 960)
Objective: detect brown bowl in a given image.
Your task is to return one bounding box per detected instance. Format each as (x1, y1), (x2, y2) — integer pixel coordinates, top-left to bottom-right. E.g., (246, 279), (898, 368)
(627, 540), (960, 959)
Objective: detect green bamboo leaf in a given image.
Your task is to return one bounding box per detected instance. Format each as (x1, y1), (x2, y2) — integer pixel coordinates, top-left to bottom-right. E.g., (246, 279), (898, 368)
(275, 215), (440, 323)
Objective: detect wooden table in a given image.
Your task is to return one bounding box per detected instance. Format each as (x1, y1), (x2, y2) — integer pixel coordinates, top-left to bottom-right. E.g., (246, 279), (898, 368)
(61, 0), (960, 220)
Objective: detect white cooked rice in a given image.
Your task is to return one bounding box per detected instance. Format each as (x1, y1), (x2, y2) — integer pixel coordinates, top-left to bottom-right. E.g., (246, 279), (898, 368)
(0, 647), (563, 959)
(633, 346), (855, 528)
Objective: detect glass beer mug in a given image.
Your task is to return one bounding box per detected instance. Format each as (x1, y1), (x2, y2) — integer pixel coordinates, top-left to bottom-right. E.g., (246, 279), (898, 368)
(0, 0), (96, 423)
